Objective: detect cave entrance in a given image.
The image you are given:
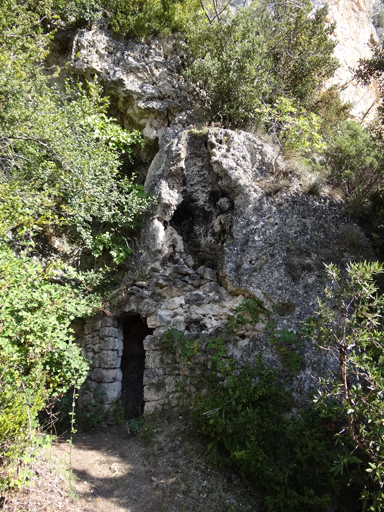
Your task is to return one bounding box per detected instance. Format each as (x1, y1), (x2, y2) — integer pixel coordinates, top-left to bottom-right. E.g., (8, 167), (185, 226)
(121, 315), (153, 417)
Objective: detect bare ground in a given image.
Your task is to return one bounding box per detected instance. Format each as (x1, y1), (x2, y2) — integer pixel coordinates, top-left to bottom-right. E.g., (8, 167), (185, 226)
(1, 412), (261, 512)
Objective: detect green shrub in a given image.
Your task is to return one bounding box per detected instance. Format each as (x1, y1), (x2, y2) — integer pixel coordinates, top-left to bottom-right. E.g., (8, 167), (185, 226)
(308, 261), (384, 510)
(323, 120), (384, 203)
(190, 358), (344, 512)
(0, 1), (150, 265)
(0, 245), (97, 490)
(185, 0), (338, 127)
(103, 0), (200, 37)
(52, 0), (102, 26)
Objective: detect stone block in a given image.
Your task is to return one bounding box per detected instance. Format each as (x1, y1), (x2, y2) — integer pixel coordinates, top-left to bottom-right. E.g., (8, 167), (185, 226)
(101, 317), (117, 328)
(92, 368), (122, 383)
(183, 254), (194, 267)
(185, 291), (205, 305)
(144, 379), (168, 401)
(102, 337), (119, 350)
(144, 399), (169, 414)
(165, 375), (181, 393)
(168, 392), (183, 407)
(100, 350), (119, 368)
(145, 350), (163, 368)
(84, 319), (101, 335)
(84, 334), (95, 347)
(164, 296), (185, 310)
(143, 368), (164, 385)
(97, 381), (122, 405)
(99, 326), (119, 338)
(143, 335), (162, 350)
(147, 311), (172, 329)
(172, 263), (194, 275)
(140, 299), (158, 316)
(196, 266), (217, 281)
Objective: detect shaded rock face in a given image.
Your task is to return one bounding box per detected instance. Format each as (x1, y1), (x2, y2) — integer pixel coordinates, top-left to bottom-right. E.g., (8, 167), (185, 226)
(79, 128), (372, 413)
(63, 22), (193, 160)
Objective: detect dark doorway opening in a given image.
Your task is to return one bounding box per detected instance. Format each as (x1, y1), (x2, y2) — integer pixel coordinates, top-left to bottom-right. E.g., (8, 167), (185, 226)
(121, 315), (153, 416)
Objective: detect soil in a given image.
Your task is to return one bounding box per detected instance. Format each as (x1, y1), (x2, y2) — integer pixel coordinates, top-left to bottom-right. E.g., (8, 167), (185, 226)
(2, 412), (261, 512)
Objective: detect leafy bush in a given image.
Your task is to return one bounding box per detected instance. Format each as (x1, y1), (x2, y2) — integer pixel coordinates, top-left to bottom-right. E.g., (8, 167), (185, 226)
(308, 261), (384, 510)
(323, 120), (384, 204)
(0, 0), (150, 264)
(103, 0), (200, 37)
(185, 0), (339, 127)
(0, 0), (149, 492)
(191, 360), (342, 512)
(0, 245), (96, 490)
(52, 0), (102, 26)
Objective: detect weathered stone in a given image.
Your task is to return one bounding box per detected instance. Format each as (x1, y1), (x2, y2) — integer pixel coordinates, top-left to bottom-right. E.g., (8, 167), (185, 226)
(67, 22), (193, 147)
(196, 266), (217, 281)
(165, 375), (181, 393)
(78, 111), (375, 413)
(84, 319), (101, 335)
(144, 379), (168, 401)
(145, 350), (163, 368)
(164, 296), (185, 310)
(143, 368), (164, 385)
(100, 350), (119, 368)
(184, 291), (205, 306)
(147, 311), (172, 329)
(101, 317), (117, 328)
(102, 337), (119, 350)
(144, 399), (169, 414)
(99, 326), (119, 338)
(97, 381), (122, 405)
(92, 368), (123, 383)
(143, 335), (163, 351)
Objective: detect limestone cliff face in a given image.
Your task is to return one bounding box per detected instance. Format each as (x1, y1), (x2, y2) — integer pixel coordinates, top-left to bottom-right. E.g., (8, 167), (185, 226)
(317, 0), (379, 119)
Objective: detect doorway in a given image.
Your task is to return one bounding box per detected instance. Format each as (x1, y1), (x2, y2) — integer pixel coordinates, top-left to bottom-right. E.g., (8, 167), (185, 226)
(121, 315), (153, 416)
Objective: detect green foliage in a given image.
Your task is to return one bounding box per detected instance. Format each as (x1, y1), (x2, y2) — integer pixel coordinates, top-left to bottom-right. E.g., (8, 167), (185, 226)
(227, 297), (270, 333)
(355, 36), (384, 119)
(323, 120), (384, 203)
(308, 261), (384, 510)
(0, 0), (147, 490)
(161, 309), (332, 511)
(162, 327), (199, 382)
(261, 97), (326, 155)
(184, 5), (273, 127)
(269, 327), (306, 373)
(52, 0), (102, 26)
(185, 0), (338, 127)
(0, 244), (97, 490)
(191, 358), (338, 512)
(102, 0), (200, 37)
(0, 1), (150, 264)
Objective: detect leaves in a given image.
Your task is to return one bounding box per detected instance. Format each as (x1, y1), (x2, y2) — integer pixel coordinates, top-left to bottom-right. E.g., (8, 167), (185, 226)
(309, 261), (384, 508)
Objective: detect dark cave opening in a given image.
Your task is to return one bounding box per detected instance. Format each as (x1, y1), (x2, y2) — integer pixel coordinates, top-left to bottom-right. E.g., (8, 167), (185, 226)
(121, 315), (153, 416)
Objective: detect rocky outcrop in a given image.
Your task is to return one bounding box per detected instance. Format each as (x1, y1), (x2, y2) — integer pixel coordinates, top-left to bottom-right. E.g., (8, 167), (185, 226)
(70, 3), (378, 413)
(67, 22), (193, 152)
(78, 128), (372, 413)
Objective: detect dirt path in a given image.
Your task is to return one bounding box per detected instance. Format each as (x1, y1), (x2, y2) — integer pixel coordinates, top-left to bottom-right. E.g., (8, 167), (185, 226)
(3, 414), (261, 512)
(53, 430), (164, 512)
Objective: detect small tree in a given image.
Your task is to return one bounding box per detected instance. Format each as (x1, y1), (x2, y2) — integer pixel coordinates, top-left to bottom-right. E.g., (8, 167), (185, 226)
(185, 0), (338, 127)
(309, 261), (384, 510)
